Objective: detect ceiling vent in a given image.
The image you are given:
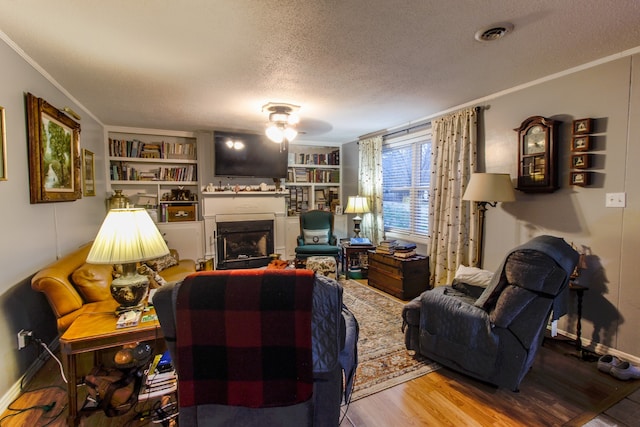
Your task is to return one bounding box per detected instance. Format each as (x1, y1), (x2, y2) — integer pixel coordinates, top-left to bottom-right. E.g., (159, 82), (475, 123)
(474, 23), (514, 42)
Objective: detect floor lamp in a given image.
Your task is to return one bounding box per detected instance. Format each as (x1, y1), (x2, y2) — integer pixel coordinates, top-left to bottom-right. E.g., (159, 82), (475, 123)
(462, 173), (516, 268)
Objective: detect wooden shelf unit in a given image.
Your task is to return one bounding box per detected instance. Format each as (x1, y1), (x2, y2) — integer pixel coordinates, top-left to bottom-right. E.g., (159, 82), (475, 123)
(285, 144), (342, 215)
(105, 127), (200, 223)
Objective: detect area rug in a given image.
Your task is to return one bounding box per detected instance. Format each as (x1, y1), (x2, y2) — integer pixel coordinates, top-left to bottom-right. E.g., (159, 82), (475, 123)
(341, 279), (440, 401)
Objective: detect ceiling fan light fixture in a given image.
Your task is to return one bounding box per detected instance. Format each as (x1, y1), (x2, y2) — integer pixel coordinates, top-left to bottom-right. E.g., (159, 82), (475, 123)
(263, 102), (300, 145)
(287, 114), (299, 125)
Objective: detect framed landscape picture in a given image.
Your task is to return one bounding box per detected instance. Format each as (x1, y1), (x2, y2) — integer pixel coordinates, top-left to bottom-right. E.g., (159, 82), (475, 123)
(26, 93), (81, 203)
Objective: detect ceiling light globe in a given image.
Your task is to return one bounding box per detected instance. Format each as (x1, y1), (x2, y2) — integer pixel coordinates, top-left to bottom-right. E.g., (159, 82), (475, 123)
(266, 125), (284, 143)
(283, 127), (298, 142)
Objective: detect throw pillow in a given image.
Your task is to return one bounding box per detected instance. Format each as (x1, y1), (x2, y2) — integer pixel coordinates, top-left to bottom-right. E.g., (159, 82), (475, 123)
(303, 228), (330, 244)
(72, 263), (114, 302)
(138, 264), (168, 289)
(452, 264), (494, 288)
(145, 253), (178, 272)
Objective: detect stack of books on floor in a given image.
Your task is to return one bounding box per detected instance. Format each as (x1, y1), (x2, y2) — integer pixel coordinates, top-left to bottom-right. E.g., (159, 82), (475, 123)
(139, 351), (177, 401)
(376, 239), (397, 255)
(394, 242), (417, 259)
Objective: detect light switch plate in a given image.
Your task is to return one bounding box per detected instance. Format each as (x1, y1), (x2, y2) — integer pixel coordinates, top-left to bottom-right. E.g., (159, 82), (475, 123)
(605, 192), (626, 208)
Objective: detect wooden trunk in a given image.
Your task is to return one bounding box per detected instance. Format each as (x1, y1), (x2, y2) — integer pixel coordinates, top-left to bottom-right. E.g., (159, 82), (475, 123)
(367, 251), (430, 300)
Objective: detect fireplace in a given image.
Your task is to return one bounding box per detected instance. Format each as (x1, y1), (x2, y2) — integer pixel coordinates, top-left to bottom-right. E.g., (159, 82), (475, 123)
(216, 219), (274, 269)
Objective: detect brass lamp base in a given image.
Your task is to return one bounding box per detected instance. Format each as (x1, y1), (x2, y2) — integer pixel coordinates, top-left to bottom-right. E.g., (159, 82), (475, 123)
(111, 263), (149, 314)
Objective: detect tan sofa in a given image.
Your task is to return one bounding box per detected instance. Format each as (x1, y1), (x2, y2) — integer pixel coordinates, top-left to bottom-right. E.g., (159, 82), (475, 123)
(32, 242), (196, 333)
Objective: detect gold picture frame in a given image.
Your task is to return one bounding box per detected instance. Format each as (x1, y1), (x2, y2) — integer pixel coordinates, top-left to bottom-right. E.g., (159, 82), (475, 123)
(0, 106), (6, 181)
(83, 149), (95, 196)
(26, 93), (81, 203)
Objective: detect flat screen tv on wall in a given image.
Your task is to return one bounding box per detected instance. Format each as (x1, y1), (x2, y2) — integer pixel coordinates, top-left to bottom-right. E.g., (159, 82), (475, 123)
(214, 131), (288, 178)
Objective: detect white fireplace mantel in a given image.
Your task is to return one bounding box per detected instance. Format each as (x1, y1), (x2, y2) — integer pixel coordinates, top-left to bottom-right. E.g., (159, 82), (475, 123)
(202, 193), (288, 262)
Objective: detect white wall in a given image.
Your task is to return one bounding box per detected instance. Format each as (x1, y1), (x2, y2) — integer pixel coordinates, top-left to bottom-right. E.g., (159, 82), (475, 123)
(0, 37), (106, 396)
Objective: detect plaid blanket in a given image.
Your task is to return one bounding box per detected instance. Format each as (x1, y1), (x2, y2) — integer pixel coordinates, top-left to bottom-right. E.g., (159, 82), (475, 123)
(175, 269), (314, 408)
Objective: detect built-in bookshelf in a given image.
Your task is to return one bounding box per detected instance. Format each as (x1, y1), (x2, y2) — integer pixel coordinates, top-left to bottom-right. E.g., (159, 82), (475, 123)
(285, 144), (341, 215)
(105, 127), (199, 223)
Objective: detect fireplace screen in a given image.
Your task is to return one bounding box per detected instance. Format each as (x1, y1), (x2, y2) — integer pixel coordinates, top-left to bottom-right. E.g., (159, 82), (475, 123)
(216, 219), (274, 269)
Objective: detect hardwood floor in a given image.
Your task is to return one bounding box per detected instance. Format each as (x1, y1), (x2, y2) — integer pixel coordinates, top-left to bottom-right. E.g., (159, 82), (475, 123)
(3, 319), (639, 426)
(342, 338), (640, 427)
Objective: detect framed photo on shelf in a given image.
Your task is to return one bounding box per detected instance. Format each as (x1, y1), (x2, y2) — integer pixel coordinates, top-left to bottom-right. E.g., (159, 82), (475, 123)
(572, 118), (593, 135)
(82, 149), (95, 196)
(571, 154), (589, 169)
(0, 106), (6, 181)
(570, 171), (589, 186)
(334, 205), (343, 215)
(571, 135), (590, 152)
(26, 93), (82, 203)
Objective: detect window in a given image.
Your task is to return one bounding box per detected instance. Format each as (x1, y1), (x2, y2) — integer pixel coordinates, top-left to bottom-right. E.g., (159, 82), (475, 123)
(382, 127), (431, 239)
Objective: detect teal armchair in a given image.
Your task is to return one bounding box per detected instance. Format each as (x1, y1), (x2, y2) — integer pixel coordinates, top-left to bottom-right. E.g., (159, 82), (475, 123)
(295, 210), (340, 262)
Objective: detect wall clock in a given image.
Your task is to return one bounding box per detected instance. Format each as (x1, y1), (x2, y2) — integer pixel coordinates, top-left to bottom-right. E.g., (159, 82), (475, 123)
(514, 115), (558, 193)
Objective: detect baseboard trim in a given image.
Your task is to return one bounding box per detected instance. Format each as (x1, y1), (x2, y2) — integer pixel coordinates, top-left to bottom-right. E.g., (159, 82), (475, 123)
(557, 328), (640, 364)
(0, 338), (59, 415)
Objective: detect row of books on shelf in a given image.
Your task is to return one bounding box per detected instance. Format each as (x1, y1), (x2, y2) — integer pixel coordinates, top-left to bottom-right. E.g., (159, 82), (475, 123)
(288, 168), (340, 183)
(109, 138), (196, 160)
(376, 239), (417, 258)
(288, 150), (340, 166)
(110, 162), (197, 182)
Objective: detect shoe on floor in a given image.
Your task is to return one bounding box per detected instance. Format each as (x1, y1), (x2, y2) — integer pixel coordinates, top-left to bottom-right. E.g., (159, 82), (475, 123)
(597, 354), (623, 373)
(610, 361), (640, 380)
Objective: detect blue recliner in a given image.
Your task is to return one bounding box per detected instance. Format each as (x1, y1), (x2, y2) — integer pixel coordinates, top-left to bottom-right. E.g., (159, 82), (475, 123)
(402, 235), (578, 391)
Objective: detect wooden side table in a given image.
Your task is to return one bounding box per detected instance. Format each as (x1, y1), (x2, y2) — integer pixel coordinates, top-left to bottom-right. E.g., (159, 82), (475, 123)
(59, 303), (164, 426)
(341, 243), (376, 276)
(367, 250), (430, 300)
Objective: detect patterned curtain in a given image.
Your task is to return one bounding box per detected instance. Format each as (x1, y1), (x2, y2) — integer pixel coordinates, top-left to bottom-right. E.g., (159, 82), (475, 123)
(428, 108), (478, 286)
(358, 135), (384, 245)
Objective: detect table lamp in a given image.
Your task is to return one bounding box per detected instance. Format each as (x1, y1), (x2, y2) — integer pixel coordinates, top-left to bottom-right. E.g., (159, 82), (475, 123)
(462, 173), (516, 267)
(87, 208), (169, 313)
(344, 195), (371, 238)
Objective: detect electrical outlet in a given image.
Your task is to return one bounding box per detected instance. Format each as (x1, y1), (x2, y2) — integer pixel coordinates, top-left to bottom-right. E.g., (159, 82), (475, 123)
(605, 192), (626, 208)
(17, 329), (33, 350)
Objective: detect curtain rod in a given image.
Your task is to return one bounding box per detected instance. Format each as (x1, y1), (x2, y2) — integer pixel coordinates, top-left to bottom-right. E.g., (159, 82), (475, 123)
(358, 106), (482, 142)
(358, 121), (429, 142)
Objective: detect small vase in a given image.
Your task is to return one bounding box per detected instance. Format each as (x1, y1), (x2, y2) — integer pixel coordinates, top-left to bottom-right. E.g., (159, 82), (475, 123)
(108, 189), (129, 210)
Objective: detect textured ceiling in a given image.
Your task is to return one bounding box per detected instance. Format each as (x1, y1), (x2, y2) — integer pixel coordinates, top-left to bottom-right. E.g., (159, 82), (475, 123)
(1, 1), (640, 143)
